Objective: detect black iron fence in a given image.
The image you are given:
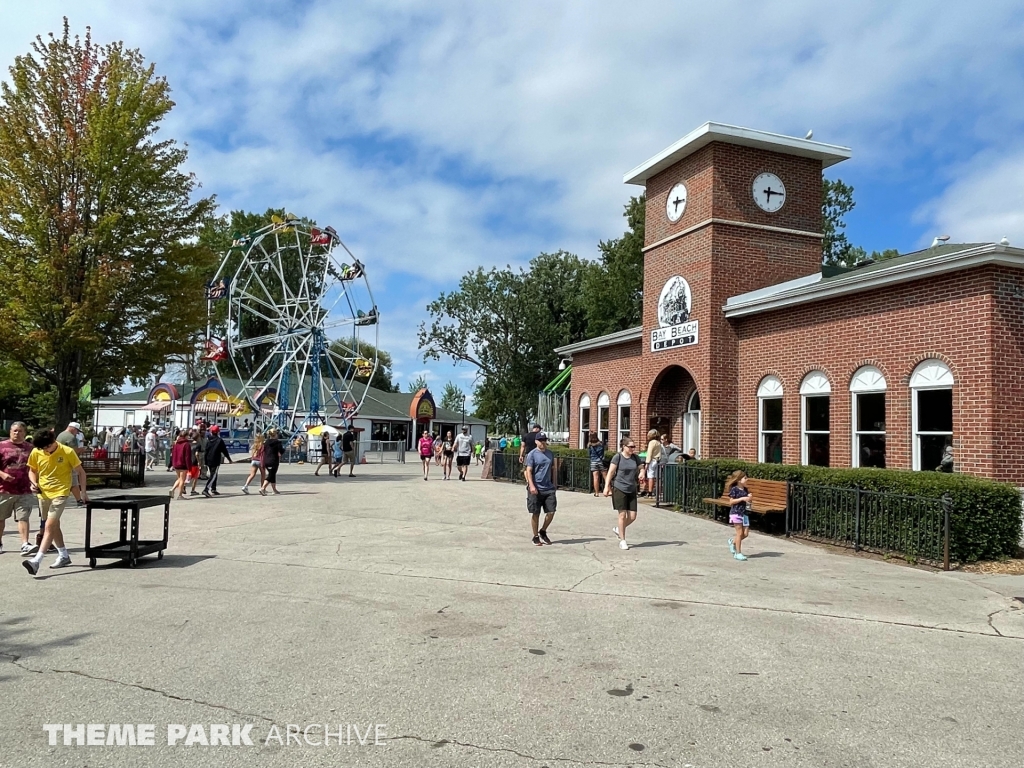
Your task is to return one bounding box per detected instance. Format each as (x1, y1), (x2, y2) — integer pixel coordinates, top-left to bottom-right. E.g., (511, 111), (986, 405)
(787, 482), (950, 568)
(493, 452), (953, 569)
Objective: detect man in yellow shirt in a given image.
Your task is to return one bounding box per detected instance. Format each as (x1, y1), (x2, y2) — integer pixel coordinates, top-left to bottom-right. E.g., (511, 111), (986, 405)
(23, 429), (89, 575)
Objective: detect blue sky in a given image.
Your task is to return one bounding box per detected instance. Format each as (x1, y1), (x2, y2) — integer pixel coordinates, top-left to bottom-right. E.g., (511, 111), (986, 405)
(3, 1), (1024, 399)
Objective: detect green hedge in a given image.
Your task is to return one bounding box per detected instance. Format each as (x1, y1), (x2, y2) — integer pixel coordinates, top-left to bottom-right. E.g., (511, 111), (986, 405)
(687, 459), (1022, 563)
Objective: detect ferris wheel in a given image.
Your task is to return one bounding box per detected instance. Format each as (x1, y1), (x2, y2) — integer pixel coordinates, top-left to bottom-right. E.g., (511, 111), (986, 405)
(203, 216), (378, 433)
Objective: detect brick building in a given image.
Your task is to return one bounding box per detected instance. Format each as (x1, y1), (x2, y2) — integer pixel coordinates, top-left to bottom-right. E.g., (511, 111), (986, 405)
(555, 122), (1024, 484)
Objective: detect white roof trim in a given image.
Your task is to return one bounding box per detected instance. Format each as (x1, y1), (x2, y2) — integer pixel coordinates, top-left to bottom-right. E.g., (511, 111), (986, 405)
(624, 122), (851, 186)
(724, 243), (1024, 318)
(555, 326), (642, 357)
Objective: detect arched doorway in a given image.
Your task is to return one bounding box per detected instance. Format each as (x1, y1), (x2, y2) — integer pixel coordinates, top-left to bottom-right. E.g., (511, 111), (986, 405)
(647, 365), (700, 455)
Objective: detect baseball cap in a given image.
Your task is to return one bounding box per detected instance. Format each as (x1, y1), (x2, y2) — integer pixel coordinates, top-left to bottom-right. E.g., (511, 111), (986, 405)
(209, 425), (220, 434)
(536, 431), (549, 442)
(68, 421), (81, 430)
(461, 425), (468, 431)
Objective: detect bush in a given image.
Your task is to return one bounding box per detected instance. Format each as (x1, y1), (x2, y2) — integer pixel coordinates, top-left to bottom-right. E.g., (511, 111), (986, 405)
(687, 459), (1022, 563)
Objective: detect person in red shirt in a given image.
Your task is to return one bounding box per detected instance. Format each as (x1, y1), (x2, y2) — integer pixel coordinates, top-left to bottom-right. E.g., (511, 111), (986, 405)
(0, 422), (35, 555)
(169, 430), (195, 500)
(418, 430), (434, 481)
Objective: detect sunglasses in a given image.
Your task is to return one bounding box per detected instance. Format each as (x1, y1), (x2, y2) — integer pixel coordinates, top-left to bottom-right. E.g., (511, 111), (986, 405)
(626, 444), (636, 449)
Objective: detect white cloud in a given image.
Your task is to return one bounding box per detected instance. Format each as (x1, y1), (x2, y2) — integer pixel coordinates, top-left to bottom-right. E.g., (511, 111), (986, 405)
(917, 148), (1024, 247)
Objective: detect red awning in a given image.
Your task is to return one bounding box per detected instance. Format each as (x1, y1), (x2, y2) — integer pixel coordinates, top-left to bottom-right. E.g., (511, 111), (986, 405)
(193, 400), (229, 414)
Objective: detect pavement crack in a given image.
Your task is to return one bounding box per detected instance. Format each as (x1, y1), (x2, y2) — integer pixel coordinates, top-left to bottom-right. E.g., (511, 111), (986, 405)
(390, 733), (674, 767)
(985, 605), (1018, 637)
(6, 658), (274, 723)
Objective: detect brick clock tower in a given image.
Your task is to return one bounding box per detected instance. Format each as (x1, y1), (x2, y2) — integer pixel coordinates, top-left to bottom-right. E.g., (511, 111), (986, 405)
(624, 123), (850, 457)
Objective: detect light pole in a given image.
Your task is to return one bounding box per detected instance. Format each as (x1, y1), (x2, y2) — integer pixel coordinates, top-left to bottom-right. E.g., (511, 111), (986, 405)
(461, 395), (466, 427)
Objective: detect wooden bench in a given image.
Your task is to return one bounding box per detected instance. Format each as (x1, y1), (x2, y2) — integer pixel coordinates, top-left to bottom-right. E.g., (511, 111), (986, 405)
(703, 478), (788, 516)
(80, 457), (124, 488)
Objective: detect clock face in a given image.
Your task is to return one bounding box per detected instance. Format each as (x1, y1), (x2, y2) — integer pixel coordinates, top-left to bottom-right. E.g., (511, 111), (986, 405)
(665, 182), (688, 222)
(752, 172), (786, 213)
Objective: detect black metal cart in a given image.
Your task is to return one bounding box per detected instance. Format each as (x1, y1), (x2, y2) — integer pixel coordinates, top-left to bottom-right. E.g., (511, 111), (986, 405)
(85, 494), (170, 568)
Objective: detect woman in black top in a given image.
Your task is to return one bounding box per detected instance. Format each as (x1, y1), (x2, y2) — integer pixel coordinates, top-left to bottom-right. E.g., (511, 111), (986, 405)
(259, 428), (285, 495)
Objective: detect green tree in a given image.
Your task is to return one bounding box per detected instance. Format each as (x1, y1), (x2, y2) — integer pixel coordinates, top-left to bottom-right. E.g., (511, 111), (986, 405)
(328, 338), (398, 393)
(0, 22), (215, 427)
(821, 178), (901, 267)
(581, 194), (645, 337)
(406, 374), (429, 393)
(419, 251), (589, 432)
(439, 381), (466, 412)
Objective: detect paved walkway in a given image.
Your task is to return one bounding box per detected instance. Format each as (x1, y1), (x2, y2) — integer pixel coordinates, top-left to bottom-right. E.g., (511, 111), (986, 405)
(2, 461), (1022, 767)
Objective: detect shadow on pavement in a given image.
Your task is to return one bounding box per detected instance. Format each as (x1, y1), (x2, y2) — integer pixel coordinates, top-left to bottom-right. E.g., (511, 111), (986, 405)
(631, 540), (687, 548)
(746, 551), (784, 558)
(553, 537), (606, 545)
(0, 615), (91, 683)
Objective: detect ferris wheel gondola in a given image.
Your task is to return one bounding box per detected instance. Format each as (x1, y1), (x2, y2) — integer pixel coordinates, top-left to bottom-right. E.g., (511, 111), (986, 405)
(204, 217), (378, 434)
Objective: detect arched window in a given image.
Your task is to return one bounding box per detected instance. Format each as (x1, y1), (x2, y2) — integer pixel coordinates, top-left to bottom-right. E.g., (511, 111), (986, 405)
(911, 360), (954, 471)
(684, 390), (701, 458)
(597, 392), (610, 446)
(757, 376), (783, 464)
(850, 366), (886, 468)
(616, 390), (632, 447)
(800, 372), (831, 466)
(579, 394), (591, 449)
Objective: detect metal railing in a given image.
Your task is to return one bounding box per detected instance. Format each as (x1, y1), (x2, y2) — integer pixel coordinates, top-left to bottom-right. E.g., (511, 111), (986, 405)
(787, 482), (951, 568)
(659, 462), (721, 518)
(367, 440), (406, 463)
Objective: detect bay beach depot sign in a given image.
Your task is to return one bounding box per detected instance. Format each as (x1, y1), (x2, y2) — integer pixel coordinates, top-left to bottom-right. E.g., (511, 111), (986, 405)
(651, 276), (698, 351)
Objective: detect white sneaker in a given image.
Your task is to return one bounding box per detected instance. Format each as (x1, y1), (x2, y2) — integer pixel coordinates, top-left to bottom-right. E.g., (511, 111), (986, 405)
(241, 486), (250, 495)
(50, 555), (73, 569)
(21, 543), (38, 556)
(611, 527), (621, 540)
(619, 540), (629, 550)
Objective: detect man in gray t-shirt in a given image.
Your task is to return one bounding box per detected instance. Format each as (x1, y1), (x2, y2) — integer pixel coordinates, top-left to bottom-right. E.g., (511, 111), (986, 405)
(453, 426), (474, 481)
(523, 432), (556, 546)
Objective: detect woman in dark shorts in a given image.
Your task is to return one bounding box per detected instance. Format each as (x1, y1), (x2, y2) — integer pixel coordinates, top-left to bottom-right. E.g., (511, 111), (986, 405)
(259, 428), (284, 495)
(441, 430), (454, 480)
(603, 437), (640, 550)
(588, 433), (606, 496)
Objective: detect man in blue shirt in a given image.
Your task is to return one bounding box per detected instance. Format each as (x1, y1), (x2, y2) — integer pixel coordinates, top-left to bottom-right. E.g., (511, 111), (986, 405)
(523, 432), (556, 546)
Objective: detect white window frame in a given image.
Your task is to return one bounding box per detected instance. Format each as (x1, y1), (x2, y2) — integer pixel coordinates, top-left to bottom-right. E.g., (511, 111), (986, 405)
(597, 392), (610, 447)
(757, 376), (783, 463)
(910, 360), (954, 471)
(579, 394), (591, 449)
(800, 372), (831, 466)
(684, 389), (701, 458)
(850, 366), (887, 468)
(616, 390), (632, 447)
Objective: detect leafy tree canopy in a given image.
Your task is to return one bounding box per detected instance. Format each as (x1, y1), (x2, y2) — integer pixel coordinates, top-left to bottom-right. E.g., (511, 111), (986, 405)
(439, 381), (466, 412)
(406, 374), (429, 393)
(822, 178), (900, 267)
(581, 194), (645, 338)
(0, 20), (215, 427)
(419, 251), (589, 432)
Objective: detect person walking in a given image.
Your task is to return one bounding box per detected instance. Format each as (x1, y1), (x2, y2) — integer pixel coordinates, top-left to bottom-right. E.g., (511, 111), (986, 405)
(518, 423), (542, 464)
(474, 438), (484, 466)
(195, 424), (209, 481)
(259, 429), (284, 495)
(340, 426), (357, 478)
(170, 430), (195, 500)
(56, 421), (83, 454)
(241, 433), (265, 494)
(642, 430), (662, 498)
(0, 422), (36, 555)
(604, 437), (640, 550)
(441, 430), (454, 480)
(725, 470), (753, 561)
(524, 431), (556, 546)
(588, 433), (606, 497)
(188, 429), (202, 496)
(144, 427), (159, 470)
(331, 434), (344, 477)
(433, 433), (443, 466)
(202, 425), (233, 497)
(418, 430), (434, 480)
(23, 430), (88, 574)
(314, 432), (331, 476)
(454, 426), (474, 481)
